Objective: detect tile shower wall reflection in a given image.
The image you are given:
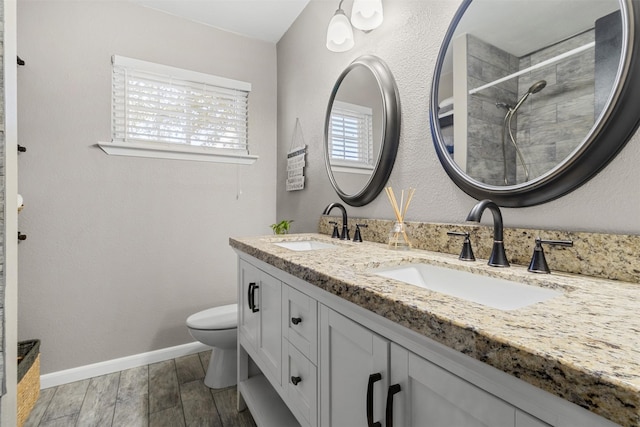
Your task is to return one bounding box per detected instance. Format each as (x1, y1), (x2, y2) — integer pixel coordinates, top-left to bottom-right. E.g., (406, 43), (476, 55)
(466, 34), (519, 185)
(516, 30), (595, 182)
(463, 21), (618, 186)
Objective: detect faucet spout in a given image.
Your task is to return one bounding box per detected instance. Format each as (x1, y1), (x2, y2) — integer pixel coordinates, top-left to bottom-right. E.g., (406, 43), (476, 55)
(323, 203), (350, 240)
(465, 199), (509, 267)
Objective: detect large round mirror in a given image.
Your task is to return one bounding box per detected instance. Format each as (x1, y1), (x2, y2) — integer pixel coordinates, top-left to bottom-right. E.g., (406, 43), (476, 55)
(430, 0), (640, 207)
(325, 55), (401, 207)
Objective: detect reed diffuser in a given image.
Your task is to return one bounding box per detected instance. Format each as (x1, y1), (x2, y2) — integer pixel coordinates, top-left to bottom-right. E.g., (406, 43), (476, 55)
(385, 186), (415, 250)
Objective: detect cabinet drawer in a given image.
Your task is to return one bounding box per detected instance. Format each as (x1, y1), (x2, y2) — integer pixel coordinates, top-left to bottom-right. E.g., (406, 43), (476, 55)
(284, 285), (318, 363)
(285, 342), (318, 427)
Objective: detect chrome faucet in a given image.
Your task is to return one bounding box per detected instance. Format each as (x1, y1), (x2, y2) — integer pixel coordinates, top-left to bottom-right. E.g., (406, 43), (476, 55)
(323, 203), (350, 240)
(465, 199), (509, 267)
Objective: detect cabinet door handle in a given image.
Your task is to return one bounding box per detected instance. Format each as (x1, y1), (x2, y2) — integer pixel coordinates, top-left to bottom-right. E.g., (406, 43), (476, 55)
(385, 384), (402, 427)
(291, 317), (302, 325)
(250, 283), (259, 313)
(291, 376), (302, 386)
(247, 282), (255, 311)
(366, 373), (382, 427)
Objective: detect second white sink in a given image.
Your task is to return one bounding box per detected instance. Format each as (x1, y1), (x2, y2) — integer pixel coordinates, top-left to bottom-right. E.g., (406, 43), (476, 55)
(273, 240), (337, 251)
(371, 263), (561, 310)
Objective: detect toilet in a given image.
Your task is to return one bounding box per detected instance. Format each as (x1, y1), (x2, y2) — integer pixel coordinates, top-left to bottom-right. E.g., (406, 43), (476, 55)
(186, 303), (238, 389)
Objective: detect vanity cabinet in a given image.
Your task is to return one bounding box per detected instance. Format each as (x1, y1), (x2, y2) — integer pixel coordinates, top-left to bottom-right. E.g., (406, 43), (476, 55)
(238, 259), (282, 383)
(320, 306), (516, 427)
(238, 258), (318, 427)
(236, 253), (616, 427)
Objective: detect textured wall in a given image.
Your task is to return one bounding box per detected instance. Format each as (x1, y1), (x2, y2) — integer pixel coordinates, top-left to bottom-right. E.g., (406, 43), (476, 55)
(277, 0), (640, 235)
(17, 2), (277, 374)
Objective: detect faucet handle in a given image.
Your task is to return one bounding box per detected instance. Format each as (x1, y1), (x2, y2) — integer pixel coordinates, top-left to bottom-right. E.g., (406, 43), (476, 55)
(447, 231), (475, 261)
(328, 221), (340, 239)
(528, 238), (573, 274)
(353, 224), (368, 243)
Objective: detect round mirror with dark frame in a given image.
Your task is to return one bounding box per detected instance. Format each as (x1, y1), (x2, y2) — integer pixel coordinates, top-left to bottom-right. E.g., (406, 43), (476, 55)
(324, 55), (401, 207)
(430, 0), (640, 207)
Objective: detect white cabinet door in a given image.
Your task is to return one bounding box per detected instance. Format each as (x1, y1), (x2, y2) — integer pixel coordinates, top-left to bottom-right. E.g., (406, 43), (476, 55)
(238, 259), (260, 351)
(388, 343), (516, 427)
(320, 305), (389, 427)
(257, 270), (282, 384)
(238, 259), (282, 385)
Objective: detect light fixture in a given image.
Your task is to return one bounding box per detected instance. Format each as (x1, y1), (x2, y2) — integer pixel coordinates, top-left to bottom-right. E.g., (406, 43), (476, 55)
(351, 0), (384, 31)
(326, 0), (355, 52)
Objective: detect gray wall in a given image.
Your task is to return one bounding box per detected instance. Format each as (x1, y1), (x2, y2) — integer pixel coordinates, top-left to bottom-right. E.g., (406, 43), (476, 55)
(17, 2), (277, 374)
(276, 0), (640, 235)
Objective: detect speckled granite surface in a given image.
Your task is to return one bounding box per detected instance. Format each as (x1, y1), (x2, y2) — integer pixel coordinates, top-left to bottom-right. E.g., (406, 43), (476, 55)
(230, 233), (640, 426)
(319, 217), (640, 284)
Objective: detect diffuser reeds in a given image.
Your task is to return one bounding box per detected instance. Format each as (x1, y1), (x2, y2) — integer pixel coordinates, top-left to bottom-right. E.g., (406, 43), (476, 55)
(385, 186), (415, 249)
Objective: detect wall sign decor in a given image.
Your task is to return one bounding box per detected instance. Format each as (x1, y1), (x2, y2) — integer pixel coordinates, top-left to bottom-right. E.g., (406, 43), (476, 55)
(286, 118), (307, 192)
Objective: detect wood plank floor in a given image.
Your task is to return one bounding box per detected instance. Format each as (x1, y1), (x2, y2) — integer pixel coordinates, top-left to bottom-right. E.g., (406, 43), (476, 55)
(24, 351), (256, 427)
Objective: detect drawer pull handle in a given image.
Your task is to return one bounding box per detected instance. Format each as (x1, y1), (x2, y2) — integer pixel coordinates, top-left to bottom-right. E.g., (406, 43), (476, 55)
(291, 317), (302, 325)
(385, 384), (402, 427)
(291, 376), (302, 386)
(367, 373), (382, 427)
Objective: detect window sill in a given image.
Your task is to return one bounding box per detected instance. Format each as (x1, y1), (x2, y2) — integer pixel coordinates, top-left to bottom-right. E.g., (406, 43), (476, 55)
(97, 141), (258, 165)
(331, 165), (374, 175)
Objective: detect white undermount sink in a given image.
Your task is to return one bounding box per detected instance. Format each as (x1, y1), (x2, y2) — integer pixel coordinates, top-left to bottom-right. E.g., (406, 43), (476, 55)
(372, 263), (561, 310)
(273, 240), (337, 251)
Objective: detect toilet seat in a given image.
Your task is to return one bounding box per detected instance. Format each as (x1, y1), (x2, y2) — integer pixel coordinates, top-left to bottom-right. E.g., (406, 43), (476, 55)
(187, 303), (237, 330)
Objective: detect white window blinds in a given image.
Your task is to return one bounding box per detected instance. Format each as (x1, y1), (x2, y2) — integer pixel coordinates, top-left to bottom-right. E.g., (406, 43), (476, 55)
(329, 101), (374, 169)
(112, 56), (251, 155)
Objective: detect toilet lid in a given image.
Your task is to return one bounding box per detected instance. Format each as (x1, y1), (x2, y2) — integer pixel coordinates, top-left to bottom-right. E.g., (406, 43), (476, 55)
(187, 303), (237, 330)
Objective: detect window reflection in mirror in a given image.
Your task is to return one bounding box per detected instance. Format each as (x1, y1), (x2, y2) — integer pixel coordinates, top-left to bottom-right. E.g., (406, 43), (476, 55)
(329, 64), (384, 196)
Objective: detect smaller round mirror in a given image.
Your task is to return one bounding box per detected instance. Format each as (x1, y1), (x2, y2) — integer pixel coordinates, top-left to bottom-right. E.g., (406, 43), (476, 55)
(324, 55), (401, 207)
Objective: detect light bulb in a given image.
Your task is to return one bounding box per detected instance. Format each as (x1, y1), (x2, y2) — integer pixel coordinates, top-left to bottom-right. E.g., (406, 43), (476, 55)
(351, 0), (384, 31)
(326, 9), (354, 52)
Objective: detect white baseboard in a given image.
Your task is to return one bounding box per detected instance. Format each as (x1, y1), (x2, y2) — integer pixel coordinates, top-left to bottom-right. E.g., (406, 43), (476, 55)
(40, 341), (210, 389)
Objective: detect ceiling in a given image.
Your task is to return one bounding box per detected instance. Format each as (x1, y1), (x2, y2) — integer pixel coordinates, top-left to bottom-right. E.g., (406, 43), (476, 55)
(131, 0), (311, 43)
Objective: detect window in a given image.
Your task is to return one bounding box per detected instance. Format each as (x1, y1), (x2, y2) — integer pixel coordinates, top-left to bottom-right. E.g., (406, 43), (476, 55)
(329, 101), (374, 172)
(99, 56), (256, 164)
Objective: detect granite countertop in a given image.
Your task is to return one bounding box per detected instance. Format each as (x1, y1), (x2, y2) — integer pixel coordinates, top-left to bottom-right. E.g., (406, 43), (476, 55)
(230, 233), (640, 426)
